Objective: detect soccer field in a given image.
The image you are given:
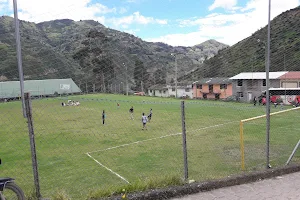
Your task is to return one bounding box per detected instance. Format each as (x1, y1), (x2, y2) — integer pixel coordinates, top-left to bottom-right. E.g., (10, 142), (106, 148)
(0, 94), (299, 199)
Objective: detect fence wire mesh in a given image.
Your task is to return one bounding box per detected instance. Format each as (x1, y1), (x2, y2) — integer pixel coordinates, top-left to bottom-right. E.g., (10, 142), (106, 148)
(0, 2), (300, 199)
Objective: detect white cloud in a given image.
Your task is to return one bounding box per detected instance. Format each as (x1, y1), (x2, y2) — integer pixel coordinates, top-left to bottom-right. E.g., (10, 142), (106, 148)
(155, 19), (168, 25)
(109, 12), (167, 26)
(209, 0), (238, 11)
(148, 0), (300, 46)
(124, 28), (140, 35)
(146, 32), (212, 47)
(1, 0), (116, 23)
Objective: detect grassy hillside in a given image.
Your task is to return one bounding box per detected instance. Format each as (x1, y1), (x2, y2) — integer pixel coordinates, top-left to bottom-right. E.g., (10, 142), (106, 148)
(181, 6), (300, 81)
(0, 16), (227, 91)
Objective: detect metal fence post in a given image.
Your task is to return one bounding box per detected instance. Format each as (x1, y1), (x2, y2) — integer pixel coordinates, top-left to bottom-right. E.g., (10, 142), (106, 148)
(265, 0), (271, 169)
(25, 92), (41, 199)
(181, 101), (188, 180)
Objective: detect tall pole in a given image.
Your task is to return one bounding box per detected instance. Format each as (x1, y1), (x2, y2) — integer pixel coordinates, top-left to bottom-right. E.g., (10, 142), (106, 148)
(265, 0), (271, 169)
(125, 63), (128, 96)
(13, 0), (26, 118)
(141, 81), (144, 93)
(175, 55), (178, 98)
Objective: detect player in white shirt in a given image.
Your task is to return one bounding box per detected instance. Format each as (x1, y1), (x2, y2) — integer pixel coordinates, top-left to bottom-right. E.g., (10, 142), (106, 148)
(142, 113), (148, 130)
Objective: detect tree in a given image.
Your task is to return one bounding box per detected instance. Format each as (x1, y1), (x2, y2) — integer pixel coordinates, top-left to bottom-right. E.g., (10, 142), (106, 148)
(154, 69), (166, 84)
(170, 78), (174, 84)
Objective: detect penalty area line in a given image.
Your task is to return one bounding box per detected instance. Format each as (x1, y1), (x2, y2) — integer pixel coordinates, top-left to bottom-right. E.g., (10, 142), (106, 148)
(86, 120), (237, 183)
(87, 132), (181, 154)
(86, 153), (130, 184)
(87, 120), (237, 154)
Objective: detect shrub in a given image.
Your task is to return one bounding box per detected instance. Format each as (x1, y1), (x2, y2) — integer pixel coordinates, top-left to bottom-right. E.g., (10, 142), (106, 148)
(54, 91), (59, 96)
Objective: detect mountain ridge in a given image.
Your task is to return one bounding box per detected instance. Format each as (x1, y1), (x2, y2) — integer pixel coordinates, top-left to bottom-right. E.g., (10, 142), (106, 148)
(180, 6), (300, 81)
(0, 16), (228, 91)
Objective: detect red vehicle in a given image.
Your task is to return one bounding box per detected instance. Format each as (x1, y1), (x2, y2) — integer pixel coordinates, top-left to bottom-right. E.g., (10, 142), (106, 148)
(266, 88), (300, 105)
(134, 92), (145, 96)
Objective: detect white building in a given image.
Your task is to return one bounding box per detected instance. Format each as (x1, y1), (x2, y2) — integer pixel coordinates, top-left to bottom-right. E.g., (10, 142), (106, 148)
(148, 83), (193, 98)
(148, 84), (169, 97)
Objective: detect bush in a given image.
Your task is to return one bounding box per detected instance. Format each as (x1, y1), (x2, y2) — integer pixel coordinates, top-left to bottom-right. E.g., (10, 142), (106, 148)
(224, 95), (238, 102)
(54, 91), (59, 96)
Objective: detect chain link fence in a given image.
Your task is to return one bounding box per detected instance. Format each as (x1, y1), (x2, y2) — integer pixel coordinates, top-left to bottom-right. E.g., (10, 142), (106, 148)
(1, 2), (300, 200)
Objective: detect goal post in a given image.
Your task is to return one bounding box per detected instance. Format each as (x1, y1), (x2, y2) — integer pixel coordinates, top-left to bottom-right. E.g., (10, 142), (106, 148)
(240, 106), (300, 170)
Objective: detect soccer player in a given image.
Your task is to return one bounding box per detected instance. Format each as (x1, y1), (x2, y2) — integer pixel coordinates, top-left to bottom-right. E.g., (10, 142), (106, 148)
(142, 113), (148, 130)
(102, 110), (106, 125)
(253, 96), (257, 106)
(148, 108), (152, 122)
(129, 106), (134, 120)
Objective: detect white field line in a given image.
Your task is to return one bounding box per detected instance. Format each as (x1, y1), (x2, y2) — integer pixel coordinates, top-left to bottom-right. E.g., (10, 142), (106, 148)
(86, 152), (130, 184)
(85, 120), (237, 182)
(87, 132), (181, 154)
(188, 120), (238, 134)
(87, 120), (237, 155)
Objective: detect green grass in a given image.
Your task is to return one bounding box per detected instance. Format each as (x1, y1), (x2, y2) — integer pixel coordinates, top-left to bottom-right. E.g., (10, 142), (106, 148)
(0, 94), (299, 199)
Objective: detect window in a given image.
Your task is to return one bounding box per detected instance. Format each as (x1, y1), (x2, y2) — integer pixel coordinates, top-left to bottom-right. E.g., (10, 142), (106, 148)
(172, 88), (175, 91)
(163, 90), (166, 94)
(220, 84), (227, 89)
(185, 88), (190, 92)
(150, 90), (152, 93)
(237, 92), (243, 98)
(197, 84), (202, 89)
(237, 79), (243, 86)
(209, 85), (213, 92)
(262, 79), (266, 86)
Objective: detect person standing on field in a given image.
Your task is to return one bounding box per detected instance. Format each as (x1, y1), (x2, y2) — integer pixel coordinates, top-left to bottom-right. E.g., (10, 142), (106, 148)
(142, 113), (148, 130)
(129, 106), (134, 120)
(148, 108), (153, 122)
(253, 96), (257, 106)
(102, 110), (106, 125)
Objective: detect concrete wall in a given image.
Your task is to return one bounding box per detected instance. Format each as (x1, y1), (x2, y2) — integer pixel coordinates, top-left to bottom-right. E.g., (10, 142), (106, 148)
(232, 79), (280, 102)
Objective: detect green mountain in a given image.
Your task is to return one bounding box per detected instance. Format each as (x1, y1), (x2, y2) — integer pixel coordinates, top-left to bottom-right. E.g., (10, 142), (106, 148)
(0, 16), (227, 92)
(180, 6), (300, 81)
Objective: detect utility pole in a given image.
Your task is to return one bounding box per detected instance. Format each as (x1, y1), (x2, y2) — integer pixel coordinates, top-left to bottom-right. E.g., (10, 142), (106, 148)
(175, 55), (178, 98)
(13, 0), (26, 117)
(171, 53), (178, 98)
(124, 63), (128, 96)
(141, 81), (144, 93)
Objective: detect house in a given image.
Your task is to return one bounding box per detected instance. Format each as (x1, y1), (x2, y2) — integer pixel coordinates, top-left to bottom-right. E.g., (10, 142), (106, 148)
(0, 78), (81, 100)
(148, 82), (193, 98)
(148, 84), (169, 97)
(192, 78), (232, 100)
(278, 71), (300, 88)
(169, 82), (193, 98)
(229, 71), (288, 102)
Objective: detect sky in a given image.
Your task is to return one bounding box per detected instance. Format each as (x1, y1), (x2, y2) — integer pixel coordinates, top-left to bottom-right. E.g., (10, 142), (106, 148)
(0, 0), (299, 46)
